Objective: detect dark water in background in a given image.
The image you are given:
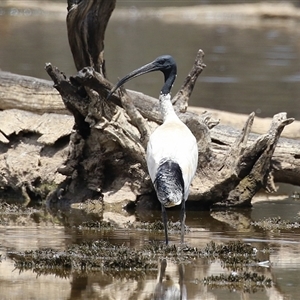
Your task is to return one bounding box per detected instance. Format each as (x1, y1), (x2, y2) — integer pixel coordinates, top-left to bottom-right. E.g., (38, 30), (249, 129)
(0, 1), (300, 120)
(1, 1), (300, 299)
(106, 18), (300, 119)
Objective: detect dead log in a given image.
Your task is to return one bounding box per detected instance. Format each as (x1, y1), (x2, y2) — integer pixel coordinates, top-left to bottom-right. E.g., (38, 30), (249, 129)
(0, 68), (299, 206)
(66, 0), (115, 75)
(0, 71), (67, 114)
(1, 70), (300, 138)
(0, 96), (298, 207)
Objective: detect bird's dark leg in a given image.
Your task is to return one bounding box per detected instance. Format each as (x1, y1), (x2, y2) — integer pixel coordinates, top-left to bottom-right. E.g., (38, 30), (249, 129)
(180, 199), (186, 245)
(161, 204), (169, 245)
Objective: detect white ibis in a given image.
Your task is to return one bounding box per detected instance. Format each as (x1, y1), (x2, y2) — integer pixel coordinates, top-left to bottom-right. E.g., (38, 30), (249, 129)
(107, 55), (198, 245)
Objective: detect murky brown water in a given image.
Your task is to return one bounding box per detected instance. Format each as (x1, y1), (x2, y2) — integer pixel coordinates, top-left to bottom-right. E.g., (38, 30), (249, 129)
(1, 1), (300, 299)
(1, 198), (300, 299)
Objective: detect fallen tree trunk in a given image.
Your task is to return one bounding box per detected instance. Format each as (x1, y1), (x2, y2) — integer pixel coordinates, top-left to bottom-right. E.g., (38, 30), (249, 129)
(1, 70), (300, 139)
(0, 71), (68, 115)
(0, 69), (299, 206)
(0, 73), (298, 206)
(1, 0), (299, 208)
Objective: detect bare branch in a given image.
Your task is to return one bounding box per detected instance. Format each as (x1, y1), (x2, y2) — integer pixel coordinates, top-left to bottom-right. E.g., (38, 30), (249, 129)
(172, 49), (206, 112)
(118, 87), (151, 148)
(67, 0), (116, 75)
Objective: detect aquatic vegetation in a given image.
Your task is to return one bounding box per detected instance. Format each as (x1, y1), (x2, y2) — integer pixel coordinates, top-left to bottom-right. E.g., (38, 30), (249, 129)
(203, 271), (272, 293)
(8, 240), (268, 273)
(125, 220), (190, 233)
(252, 216), (300, 231)
(5, 229), (272, 293)
(203, 241), (263, 270)
(2, 203), (273, 293)
(8, 240), (157, 274)
(78, 220), (115, 230)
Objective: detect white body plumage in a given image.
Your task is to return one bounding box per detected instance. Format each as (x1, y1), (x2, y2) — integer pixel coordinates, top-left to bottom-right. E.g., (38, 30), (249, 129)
(146, 93), (198, 208)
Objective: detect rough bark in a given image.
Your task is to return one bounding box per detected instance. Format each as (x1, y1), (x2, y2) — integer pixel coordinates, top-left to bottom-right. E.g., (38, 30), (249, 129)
(66, 0), (116, 75)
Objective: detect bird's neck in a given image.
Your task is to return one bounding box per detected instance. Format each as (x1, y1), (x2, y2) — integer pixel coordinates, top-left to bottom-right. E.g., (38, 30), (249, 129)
(159, 93), (178, 122)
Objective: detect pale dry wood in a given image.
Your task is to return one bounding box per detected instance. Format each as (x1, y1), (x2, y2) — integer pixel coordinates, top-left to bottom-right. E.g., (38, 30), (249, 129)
(1, 69), (299, 190)
(187, 112), (295, 206)
(172, 49), (206, 112)
(0, 71), (67, 114)
(118, 87), (150, 148)
(72, 67), (150, 149)
(1, 70), (300, 138)
(0, 109), (73, 145)
(190, 106), (300, 140)
(0, 66), (300, 205)
(226, 113), (294, 206)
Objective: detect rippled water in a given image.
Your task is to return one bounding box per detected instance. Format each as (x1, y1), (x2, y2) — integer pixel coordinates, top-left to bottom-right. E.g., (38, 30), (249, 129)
(1, 1), (300, 299)
(1, 198), (300, 299)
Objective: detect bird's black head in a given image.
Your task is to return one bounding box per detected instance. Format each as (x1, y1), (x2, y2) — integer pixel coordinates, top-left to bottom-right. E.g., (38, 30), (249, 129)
(151, 55), (176, 73)
(150, 55), (177, 95)
(107, 55), (177, 99)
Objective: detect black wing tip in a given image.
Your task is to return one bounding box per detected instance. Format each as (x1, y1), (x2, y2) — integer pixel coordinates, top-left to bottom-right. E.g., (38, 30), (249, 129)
(154, 160), (184, 206)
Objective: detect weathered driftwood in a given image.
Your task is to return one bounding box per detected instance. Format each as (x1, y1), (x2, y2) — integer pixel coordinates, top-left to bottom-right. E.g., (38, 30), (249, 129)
(0, 109), (70, 205)
(0, 71), (67, 114)
(0, 66), (299, 206)
(66, 0), (115, 76)
(1, 70), (300, 138)
(0, 0), (299, 207)
(0, 69), (299, 206)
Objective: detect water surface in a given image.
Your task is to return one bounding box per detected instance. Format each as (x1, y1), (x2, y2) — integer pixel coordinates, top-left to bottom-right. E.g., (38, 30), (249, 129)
(1, 198), (300, 299)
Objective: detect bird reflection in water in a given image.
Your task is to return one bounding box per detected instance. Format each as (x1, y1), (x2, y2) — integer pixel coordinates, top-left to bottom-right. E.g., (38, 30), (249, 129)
(154, 259), (187, 300)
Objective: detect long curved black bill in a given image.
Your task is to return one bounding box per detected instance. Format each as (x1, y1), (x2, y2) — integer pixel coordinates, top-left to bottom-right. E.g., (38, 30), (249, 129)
(106, 61), (160, 100)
